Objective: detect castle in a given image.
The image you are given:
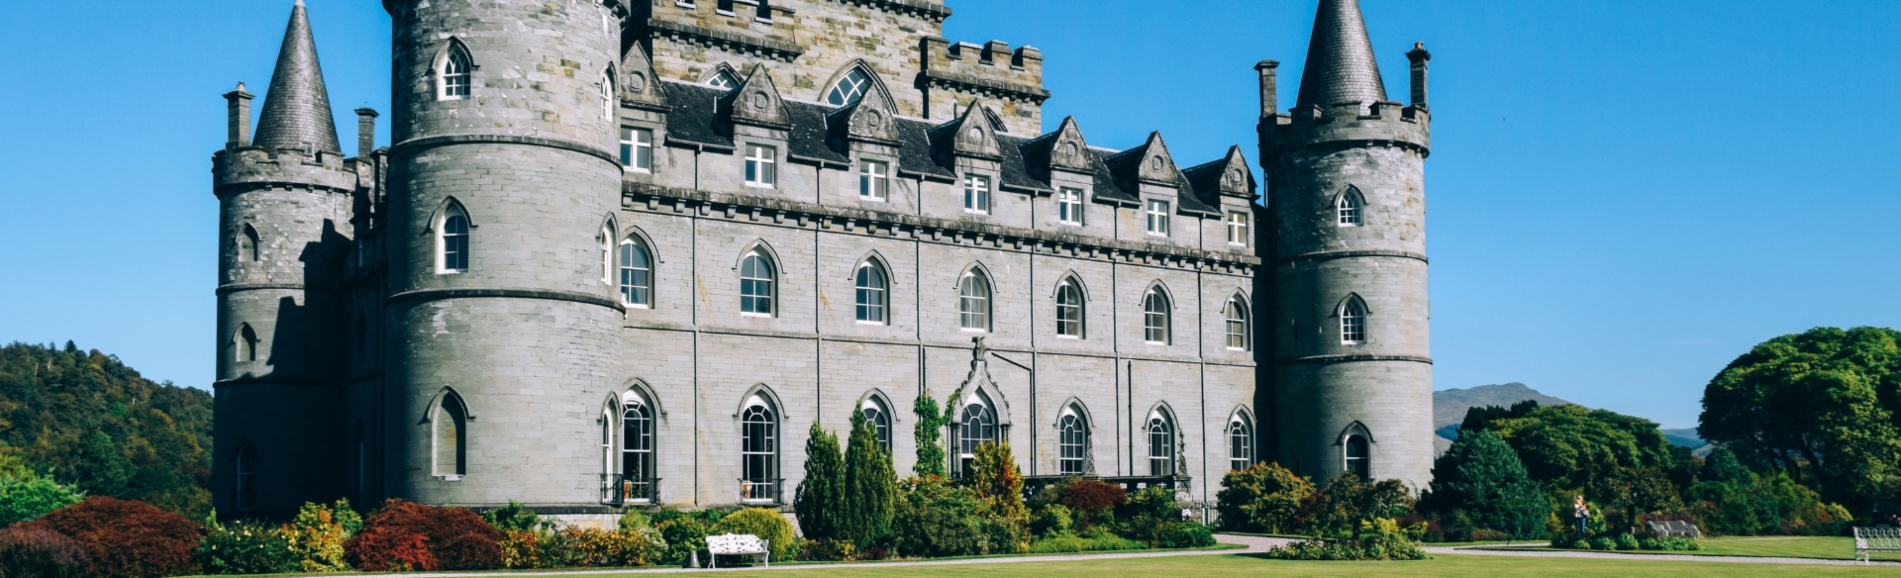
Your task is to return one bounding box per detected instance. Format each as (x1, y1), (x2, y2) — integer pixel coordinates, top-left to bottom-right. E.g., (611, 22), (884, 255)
(211, 0), (1434, 520)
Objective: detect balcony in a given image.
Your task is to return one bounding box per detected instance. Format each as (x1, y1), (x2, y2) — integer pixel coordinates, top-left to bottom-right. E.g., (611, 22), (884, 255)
(599, 474), (661, 506)
(739, 477), (783, 506)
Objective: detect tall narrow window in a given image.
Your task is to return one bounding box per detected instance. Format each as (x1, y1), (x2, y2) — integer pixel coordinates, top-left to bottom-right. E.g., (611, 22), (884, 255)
(622, 390), (656, 502)
(1228, 413), (1255, 472)
(440, 45), (472, 100)
(1226, 211), (1250, 245)
(433, 393), (467, 478)
(240, 224), (261, 262)
(600, 225), (614, 284)
(963, 174), (991, 214)
(1344, 434), (1370, 479)
(599, 403), (615, 499)
(1337, 190), (1364, 226)
(740, 251), (776, 316)
(1147, 410), (1176, 476)
(745, 144), (777, 188)
(1341, 298), (1367, 344)
(602, 70), (616, 121)
(1058, 405), (1088, 476)
(1143, 287), (1171, 344)
(854, 261), (887, 324)
(859, 396), (892, 454)
(1146, 200), (1170, 236)
(619, 238), (653, 307)
(740, 395), (779, 503)
(707, 69), (739, 89)
(859, 160), (889, 200)
(1225, 297), (1250, 351)
(439, 207), (470, 273)
(826, 68), (873, 105)
(958, 269), (990, 331)
(1057, 187), (1084, 225)
(620, 127), (653, 172)
(1055, 279), (1084, 338)
(235, 324), (258, 363)
(234, 445), (258, 512)
(954, 395), (997, 478)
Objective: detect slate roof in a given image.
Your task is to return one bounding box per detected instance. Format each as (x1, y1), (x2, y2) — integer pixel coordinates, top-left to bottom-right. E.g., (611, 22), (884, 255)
(1295, 0), (1388, 108)
(659, 80), (1228, 216)
(252, 1), (341, 154)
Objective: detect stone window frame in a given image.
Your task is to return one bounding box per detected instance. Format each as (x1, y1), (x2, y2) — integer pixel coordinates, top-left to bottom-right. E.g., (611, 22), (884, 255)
(1224, 293), (1251, 351)
(431, 199), (473, 275)
(434, 39), (475, 102)
(1142, 282), (1174, 345)
(951, 390), (1000, 479)
(1338, 421), (1374, 479)
(600, 66), (617, 122)
(1057, 187), (1085, 226)
(858, 159), (890, 201)
(737, 387), (783, 504)
(617, 384), (661, 504)
(703, 64), (741, 90)
(738, 246), (778, 317)
(853, 255), (891, 325)
(620, 126), (654, 173)
(857, 391), (895, 454)
(744, 143), (778, 189)
(957, 265), (993, 332)
(1145, 199), (1171, 237)
(1227, 408), (1256, 472)
(1053, 274), (1087, 339)
(239, 223), (262, 262)
(1226, 210), (1250, 246)
(962, 173), (993, 214)
(1336, 186), (1366, 227)
(233, 323), (260, 363)
(1145, 404), (1179, 476)
(1338, 294), (1369, 345)
(598, 217), (617, 286)
(427, 388), (470, 481)
(1056, 402), (1091, 476)
(618, 230), (659, 309)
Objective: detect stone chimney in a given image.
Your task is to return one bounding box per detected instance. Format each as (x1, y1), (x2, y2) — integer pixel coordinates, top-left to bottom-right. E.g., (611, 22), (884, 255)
(1407, 42), (1431, 111)
(224, 83), (254, 149)
(355, 108), (379, 159)
(1254, 60), (1280, 118)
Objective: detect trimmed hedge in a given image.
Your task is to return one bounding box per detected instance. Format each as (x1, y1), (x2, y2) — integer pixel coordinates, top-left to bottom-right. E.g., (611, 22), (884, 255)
(344, 499), (502, 571)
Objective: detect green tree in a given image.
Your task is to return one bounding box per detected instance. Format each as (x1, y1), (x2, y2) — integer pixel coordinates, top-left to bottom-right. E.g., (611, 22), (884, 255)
(1420, 430), (1549, 539)
(792, 423), (844, 541)
(912, 393), (948, 478)
(1699, 326), (1901, 510)
(1482, 404), (1678, 495)
(1701, 447), (1753, 486)
(1215, 462), (1314, 534)
(841, 409), (895, 546)
(0, 470), (83, 527)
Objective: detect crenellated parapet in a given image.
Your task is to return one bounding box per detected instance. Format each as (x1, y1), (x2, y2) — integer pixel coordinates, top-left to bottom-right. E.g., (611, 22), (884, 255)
(213, 146), (359, 197)
(1259, 100), (1430, 159)
(920, 37), (1047, 135)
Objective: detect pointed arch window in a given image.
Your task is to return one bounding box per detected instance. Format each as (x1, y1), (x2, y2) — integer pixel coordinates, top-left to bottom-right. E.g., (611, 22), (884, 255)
(432, 393), (467, 479)
(239, 224), (261, 262)
(621, 389), (657, 502)
(707, 68), (739, 90)
(958, 269), (991, 331)
(1337, 190), (1364, 226)
(1344, 433), (1370, 479)
(953, 393), (998, 479)
(1341, 297), (1367, 344)
(826, 67), (873, 105)
(440, 44), (472, 100)
(1143, 287), (1171, 344)
(1224, 297), (1250, 351)
(600, 224), (615, 285)
(619, 237), (653, 307)
(859, 395), (892, 453)
(602, 70), (616, 122)
(1058, 404), (1088, 476)
(740, 394), (779, 503)
(740, 250), (776, 316)
(1228, 413), (1255, 472)
(1147, 409), (1177, 476)
(234, 444), (258, 512)
(235, 324), (259, 363)
(1055, 278), (1084, 338)
(854, 260), (888, 324)
(437, 205), (470, 274)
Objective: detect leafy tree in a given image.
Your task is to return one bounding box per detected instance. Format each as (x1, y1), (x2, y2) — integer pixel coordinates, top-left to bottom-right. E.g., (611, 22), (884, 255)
(1419, 430), (1549, 539)
(1481, 404), (1678, 495)
(1701, 447), (1753, 486)
(0, 471), (83, 528)
(841, 409), (895, 547)
(1699, 326), (1901, 510)
(1215, 462), (1314, 534)
(1302, 474), (1414, 540)
(967, 442), (1028, 554)
(792, 423), (844, 541)
(912, 393), (948, 478)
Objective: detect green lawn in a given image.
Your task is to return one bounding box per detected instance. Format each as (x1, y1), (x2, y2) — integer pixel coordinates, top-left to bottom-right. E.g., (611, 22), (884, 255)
(540, 553), (1897, 577)
(1603, 536), (1900, 561)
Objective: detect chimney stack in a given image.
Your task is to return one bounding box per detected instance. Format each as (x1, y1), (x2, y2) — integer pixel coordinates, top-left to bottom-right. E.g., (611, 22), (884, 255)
(1254, 60), (1280, 118)
(355, 108), (379, 159)
(1407, 42), (1431, 110)
(224, 83), (254, 149)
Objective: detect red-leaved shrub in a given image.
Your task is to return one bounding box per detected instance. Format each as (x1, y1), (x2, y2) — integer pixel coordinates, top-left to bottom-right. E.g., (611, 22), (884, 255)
(1059, 480), (1127, 527)
(24, 496), (202, 578)
(0, 525), (90, 578)
(344, 499), (503, 571)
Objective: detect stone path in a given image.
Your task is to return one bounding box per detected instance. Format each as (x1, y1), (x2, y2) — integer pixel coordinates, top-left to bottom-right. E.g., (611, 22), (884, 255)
(1422, 544), (1901, 567)
(381, 534), (1290, 577)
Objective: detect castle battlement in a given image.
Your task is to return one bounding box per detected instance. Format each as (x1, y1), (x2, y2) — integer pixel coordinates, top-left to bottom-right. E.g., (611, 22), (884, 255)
(212, 147), (358, 195)
(1261, 100), (1431, 155)
(920, 37), (1046, 103)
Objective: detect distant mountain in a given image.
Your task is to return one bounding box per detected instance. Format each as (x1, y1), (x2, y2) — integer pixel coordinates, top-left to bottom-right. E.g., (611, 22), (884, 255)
(1660, 428), (1705, 449)
(1433, 383), (1574, 435)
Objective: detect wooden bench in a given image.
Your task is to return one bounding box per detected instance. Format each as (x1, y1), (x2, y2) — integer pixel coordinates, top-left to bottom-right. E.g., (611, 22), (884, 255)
(1645, 520), (1703, 539)
(1855, 526), (1901, 564)
(706, 533), (770, 568)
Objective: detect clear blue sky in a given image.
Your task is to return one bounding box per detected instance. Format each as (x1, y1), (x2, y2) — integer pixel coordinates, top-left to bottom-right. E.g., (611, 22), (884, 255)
(2, 1), (1896, 429)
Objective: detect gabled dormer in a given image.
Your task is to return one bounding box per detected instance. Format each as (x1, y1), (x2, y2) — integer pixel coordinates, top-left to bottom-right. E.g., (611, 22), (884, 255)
(1103, 132), (1181, 192)
(1183, 146), (1255, 202)
(718, 66), (790, 129)
(930, 103), (1002, 162)
(827, 79), (900, 146)
(618, 43), (670, 111)
(1020, 116), (1094, 179)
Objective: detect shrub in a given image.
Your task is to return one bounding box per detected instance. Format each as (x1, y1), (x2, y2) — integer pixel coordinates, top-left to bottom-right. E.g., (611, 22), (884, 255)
(344, 499), (503, 571)
(200, 521), (298, 575)
(1215, 462), (1314, 534)
(969, 442), (1028, 553)
(799, 538), (856, 561)
(497, 529), (543, 569)
(483, 501), (543, 533)
(0, 526), (88, 578)
(1029, 504), (1072, 538)
(712, 508), (798, 562)
(890, 476), (985, 558)
(27, 496), (202, 578)
(1151, 521), (1216, 549)
(1590, 536), (1617, 550)
(0, 476), (82, 528)
(285, 499), (357, 572)
(842, 411), (897, 547)
(548, 526), (659, 567)
(1300, 475), (1415, 541)
(1027, 530), (1144, 554)
(651, 508), (729, 567)
(1614, 533), (1639, 550)
(1263, 518), (1426, 561)
(1058, 480), (1126, 528)
(793, 423), (846, 541)
(1639, 536), (1701, 551)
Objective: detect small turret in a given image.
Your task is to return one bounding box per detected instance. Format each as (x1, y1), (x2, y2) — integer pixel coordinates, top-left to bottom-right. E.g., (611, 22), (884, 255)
(1294, 0), (1387, 109)
(252, 0), (341, 154)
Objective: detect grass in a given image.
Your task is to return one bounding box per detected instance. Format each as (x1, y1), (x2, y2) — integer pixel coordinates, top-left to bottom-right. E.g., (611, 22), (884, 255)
(1532, 536), (1901, 561)
(536, 553), (1899, 577)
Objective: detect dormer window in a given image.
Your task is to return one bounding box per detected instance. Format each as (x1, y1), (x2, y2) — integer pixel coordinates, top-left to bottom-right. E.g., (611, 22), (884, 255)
(1058, 187), (1084, 225)
(826, 68), (873, 106)
(621, 128), (653, 173)
(963, 174), (991, 214)
(745, 144), (777, 188)
(1226, 211), (1250, 245)
(1145, 200), (1171, 236)
(859, 160), (889, 201)
(439, 44), (472, 100)
(707, 69), (739, 90)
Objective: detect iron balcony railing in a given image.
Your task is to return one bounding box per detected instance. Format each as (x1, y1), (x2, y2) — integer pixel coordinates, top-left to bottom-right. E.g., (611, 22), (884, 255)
(599, 474), (661, 505)
(738, 477), (783, 505)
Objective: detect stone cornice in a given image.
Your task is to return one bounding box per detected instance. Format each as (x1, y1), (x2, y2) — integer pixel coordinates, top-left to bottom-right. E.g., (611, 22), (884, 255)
(388, 288), (626, 312)
(921, 69), (1051, 103)
(646, 19), (803, 62)
(389, 134), (621, 168)
(1274, 249), (1428, 266)
(1285, 353), (1433, 365)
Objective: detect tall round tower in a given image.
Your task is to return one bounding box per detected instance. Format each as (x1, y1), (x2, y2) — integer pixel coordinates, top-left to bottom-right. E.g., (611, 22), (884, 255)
(211, 0), (354, 517)
(381, 0), (627, 508)
(1260, 0), (1433, 489)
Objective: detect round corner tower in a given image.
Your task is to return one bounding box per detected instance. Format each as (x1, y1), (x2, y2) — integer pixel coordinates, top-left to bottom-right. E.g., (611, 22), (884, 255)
(382, 0), (627, 509)
(211, 1), (355, 517)
(1259, 0), (1433, 489)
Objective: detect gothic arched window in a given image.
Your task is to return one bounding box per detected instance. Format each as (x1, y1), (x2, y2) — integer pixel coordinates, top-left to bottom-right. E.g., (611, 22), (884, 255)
(740, 250), (776, 316)
(1143, 287), (1171, 344)
(826, 67), (873, 105)
(859, 395), (892, 454)
(620, 237), (653, 307)
(959, 269), (991, 331)
(234, 444), (258, 512)
(1337, 189), (1364, 226)
(855, 261), (888, 324)
(1147, 408), (1176, 476)
(601, 69), (616, 121)
(432, 392), (467, 478)
(439, 43), (472, 100)
(235, 324), (259, 363)
(438, 205), (470, 274)
(622, 390), (656, 502)
(740, 394), (779, 503)
(1058, 404), (1088, 476)
(240, 224), (260, 262)
(1341, 297), (1367, 344)
(1225, 296), (1250, 351)
(954, 393), (998, 478)
(1345, 434), (1370, 479)
(1055, 278), (1084, 338)
(1228, 412), (1255, 472)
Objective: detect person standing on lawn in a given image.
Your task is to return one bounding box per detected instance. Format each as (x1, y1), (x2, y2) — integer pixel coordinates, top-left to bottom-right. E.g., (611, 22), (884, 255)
(1573, 496), (1590, 539)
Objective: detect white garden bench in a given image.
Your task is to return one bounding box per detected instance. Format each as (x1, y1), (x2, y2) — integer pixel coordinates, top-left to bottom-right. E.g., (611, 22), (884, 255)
(1645, 520), (1703, 539)
(706, 533), (770, 568)
(1854, 526), (1901, 564)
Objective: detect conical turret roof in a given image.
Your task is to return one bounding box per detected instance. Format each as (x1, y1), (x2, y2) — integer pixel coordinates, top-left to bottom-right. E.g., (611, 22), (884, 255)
(1294, 0), (1387, 108)
(252, 0), (340, 153)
